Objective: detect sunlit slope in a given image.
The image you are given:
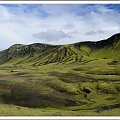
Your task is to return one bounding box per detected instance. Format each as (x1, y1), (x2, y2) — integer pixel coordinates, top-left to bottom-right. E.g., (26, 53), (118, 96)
(0, 33), (120, 66)
(0, 43), (91, 66)
(0, 33), (120, 116)
(0, 43), (58, 65)
(91, 33), (120, 59)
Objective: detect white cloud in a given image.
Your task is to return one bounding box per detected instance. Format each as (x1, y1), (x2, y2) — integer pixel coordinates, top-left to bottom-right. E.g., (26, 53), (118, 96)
(0, 4), (120, 50)
(33, 30), (71, 42)
(0, 6), (11, 21)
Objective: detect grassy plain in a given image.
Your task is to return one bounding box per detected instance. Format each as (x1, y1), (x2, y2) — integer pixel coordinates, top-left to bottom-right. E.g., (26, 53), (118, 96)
(0, 58), (120, 116)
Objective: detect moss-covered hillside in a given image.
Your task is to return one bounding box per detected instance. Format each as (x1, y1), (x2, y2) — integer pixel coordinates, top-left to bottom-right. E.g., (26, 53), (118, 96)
(0, 33), (120, 116)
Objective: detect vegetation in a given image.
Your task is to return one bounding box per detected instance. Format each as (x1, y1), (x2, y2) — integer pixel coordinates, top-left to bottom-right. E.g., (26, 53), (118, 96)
(0, 33), (120, 116)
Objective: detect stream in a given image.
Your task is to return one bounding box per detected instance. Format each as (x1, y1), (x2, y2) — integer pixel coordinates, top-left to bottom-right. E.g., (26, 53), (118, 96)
(92, 103), (120, 112)
(71, 103), (120, 112)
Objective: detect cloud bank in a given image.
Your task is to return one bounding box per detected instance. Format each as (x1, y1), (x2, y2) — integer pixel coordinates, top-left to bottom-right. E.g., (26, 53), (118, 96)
(33, 30), (71, 42)
(0, 4), (120, 50)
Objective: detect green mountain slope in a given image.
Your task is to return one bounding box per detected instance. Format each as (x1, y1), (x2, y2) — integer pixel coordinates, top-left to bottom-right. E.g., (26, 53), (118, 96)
(0, 43), (91, 66)
(0, 33), (120, 116)
(91, 33), (120, 59)
(0, 43), (58, 65)
(0, 33), (120, 66)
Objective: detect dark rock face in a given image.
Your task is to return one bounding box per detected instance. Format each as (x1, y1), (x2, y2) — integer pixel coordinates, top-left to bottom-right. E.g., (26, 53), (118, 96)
(95, 33), (120, 48)
(83, 87), (91, 94)
(0, 43), (57, 64)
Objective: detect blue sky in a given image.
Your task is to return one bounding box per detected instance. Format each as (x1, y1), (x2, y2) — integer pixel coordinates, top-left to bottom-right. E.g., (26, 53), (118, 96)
(0, 4), (120, 50)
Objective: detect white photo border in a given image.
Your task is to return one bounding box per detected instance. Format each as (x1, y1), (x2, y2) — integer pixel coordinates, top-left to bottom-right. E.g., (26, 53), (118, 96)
(0, 1), (120, 119)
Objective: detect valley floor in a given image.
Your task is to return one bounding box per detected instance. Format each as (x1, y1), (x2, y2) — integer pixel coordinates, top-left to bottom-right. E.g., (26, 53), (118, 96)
(0, 58), (120, 116)
(0, 103), (120, 116)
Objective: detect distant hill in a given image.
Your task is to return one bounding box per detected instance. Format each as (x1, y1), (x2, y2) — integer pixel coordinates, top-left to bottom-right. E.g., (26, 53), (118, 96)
(0, 33), (120, 66)
(91, 33), (120, 59)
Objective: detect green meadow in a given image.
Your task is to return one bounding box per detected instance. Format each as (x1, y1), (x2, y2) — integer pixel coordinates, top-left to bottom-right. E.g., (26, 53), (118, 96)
(0, 33), (120, 116)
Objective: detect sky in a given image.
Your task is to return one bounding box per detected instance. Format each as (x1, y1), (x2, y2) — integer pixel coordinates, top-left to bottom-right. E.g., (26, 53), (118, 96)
(0, 4), (120, 50)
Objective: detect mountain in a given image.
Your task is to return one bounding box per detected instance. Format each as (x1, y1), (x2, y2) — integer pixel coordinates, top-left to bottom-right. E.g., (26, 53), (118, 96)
(91, 33), (120, 59)
(0, 33), (120, 66)
(0, 33), (120, 115)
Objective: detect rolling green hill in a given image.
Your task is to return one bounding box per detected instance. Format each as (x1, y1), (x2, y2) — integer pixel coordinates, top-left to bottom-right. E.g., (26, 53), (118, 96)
(0, 33), (120, 66)
(0, 33), (120, 116)
(91, 33), (120, 59)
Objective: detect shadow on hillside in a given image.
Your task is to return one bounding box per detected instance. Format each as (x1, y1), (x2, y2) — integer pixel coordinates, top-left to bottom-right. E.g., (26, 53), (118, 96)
(1, 84), (79, 108)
